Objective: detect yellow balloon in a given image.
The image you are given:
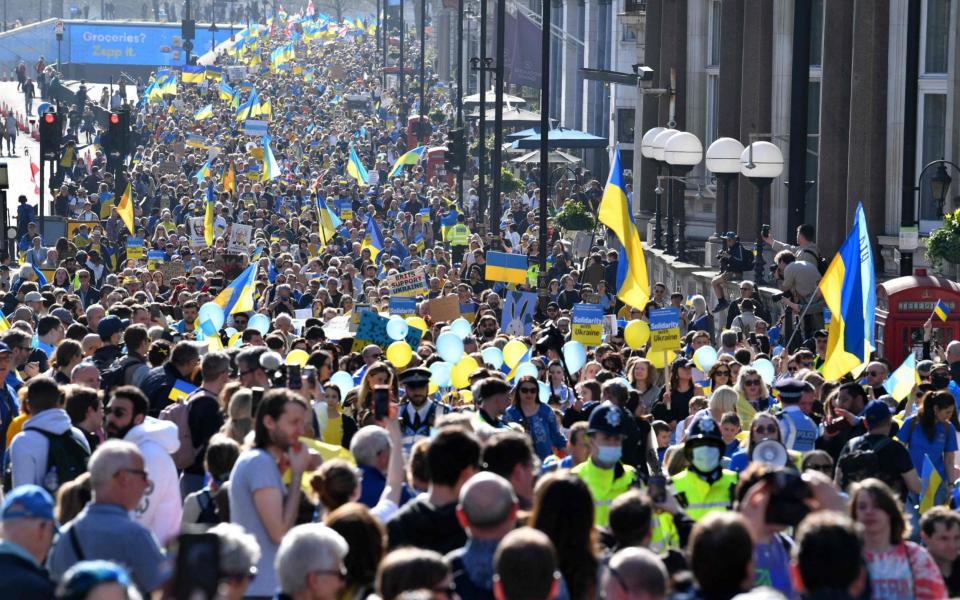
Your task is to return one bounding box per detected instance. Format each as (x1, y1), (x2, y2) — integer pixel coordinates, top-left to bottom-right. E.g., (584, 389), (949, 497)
(228, 332), (243, 347)
(285, 349), (310, 367)
(406, 316), (428, 332)
(386, 341), (413, 368)
(503, 340), (528, 368)
(451, 356), (479, 389)
(624, 320), (650, 349)
(428, 381), (439, 395)
(460, 390), (473, 404)
(648, 350), (676, 369)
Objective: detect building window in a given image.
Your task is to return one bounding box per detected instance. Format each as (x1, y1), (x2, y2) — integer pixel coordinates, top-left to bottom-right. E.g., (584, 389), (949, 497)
(624, 0), (646, 12)
(705, 74), (719, 147)
(621, 24), (637, 42)
(805, 81), (821, 227)
(707, 0), (721, 67)
(923, 0), (950, 74)
(919, 93), (947, 223)
(809, 0), (824, 67)
(617, 108), (635, 144)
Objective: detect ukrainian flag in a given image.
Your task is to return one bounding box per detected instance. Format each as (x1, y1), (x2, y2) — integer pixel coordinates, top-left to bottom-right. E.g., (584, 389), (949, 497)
(884, 353), (920, 402)
(819, 203), (876, 381)
(599, 145), (649, 311)
(346, 147), (369, 186)
(195, 160), (212, 184)
(219, 81), (236, 101)
(160, 75), (178, 96)
(168, 379), (198, 402)
(260, 99), (273, 121)
(223, 163), (236, 196)
(440, 210), (459, 240)
(414, 233), (425, 252)
(934, 299), (951, 321)
(388, 146), (426, 178)
(261, 136), (281, 181)
(360, 214), (385, 261)
(213, 263), (259, 315)
(194, 104), (214, 121)
(0, 313), (10, 333)
(317, 197), (343, 246)
(485, 251), (528, 285)
(117, 183), (135, 235)
(920, 454), (944, 513)
(204, 182), (216, 247)
(182, 65), (206, 84)
(205, 66), (223, 81)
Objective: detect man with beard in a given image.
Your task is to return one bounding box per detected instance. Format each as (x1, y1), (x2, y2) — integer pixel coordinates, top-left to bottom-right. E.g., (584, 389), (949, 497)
(229, 389), (321, 599)
(104, 385), (182, 545)
(397, 367), (451, 452)
(476, 314), (499, 343)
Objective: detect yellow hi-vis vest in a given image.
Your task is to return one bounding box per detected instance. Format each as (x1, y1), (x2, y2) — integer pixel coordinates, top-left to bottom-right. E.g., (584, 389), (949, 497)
(670, 469), (738, 521)
(572, 458), (636, 527)
(649, 511), (681, 553)
(448, 224), (470, 246)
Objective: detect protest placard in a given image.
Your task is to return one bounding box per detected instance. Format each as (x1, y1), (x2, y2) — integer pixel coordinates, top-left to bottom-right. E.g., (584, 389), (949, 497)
(649, 308), (682, 352)
(157, 261), (185, 281)
(339, 200), (354, 221)
(351, 310), (423, 352)
(126, 237), (145, 261)
(571, 304), (604, 346)
(147, 250), (165, 271)
(189, 217), (207, 249)
(389, 297), (417, 316)
(501, 291), (537, 336)
(425, 295), (459, 322)
(383, 267), (429, 297)
(228, 224), (252, 253)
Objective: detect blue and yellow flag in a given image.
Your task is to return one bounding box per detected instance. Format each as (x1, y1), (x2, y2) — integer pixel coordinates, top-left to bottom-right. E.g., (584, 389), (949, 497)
(205, 66), (223, 81)
(117, 183), (135, 235)
(168, 379), (198, 402)
(440, 210), (459, 240)
(360, 214), (385, 261)
(182, 65), (205, 84)
(213, 263), (259, 315)
(819, 203), (876, 381)
(317, 197), (343, 246)
(193, 104), (214, 121)
(388, 145), (426, 178)
(194, 160), (212, 184)
(218, 81), (236, 101)
(261, 136), (281, 181)
(346, 147), (369, 186)
(0, 313), (10, 333)
(485, 251), (528, 285)
(598, 145), (649, 310)
(883, 353), (920, 402)
(934, 299), (951, 322)
(204, 182), (216, 247)
(414, 233), (425, 252)
(920, 454), (944, 514)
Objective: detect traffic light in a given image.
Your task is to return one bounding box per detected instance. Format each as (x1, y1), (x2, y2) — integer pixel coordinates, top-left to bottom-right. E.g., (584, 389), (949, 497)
(107, 110), (131, 157)
(38, 111), (61, 160)
(445, 128), (466, 173)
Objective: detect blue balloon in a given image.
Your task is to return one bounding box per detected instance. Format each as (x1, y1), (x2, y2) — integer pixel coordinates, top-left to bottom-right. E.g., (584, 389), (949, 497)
(693, 346), (719, 372)
(386, 316), (410, 341)
(538, 381), (552, 404)
(481, 347), (504, 369)
(224, 327), (238, 337)
(199, 302), (225, 331)
(329, 371), (355, 399)
(436, 332), (464, 364)
(450, 318), (473, 339)
(513, 362), (538, 381)
(248, 313), (270, 335)
(429, 361), (453, 387)
(562, 341), (587, 374)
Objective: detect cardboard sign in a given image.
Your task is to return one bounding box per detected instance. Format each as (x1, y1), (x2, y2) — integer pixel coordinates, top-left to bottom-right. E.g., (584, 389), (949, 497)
(425, 294), (460, 322)
(649, 308), (682, 352)
(350, 304), (373, 332)
(157, 260), (185, 282)
(228, 224), (252, 253)
(389, 297), (417, 316)
(160, 160), (180, 175)
(383, 267), (429, 298)
(571, 303), (604, 346)
(501, 291), (537, 336)
(322, 315), (352, 340)
(351, 310), (423, 352)
(126, 237), (144, 261)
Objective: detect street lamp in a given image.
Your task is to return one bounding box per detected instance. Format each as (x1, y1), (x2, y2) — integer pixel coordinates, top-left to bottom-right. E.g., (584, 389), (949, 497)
(640, 126), (666, 249)
(664, 132), (703, 262)
(651, 128), (679, 254)
(705, 137), (744, 239)
(740, 141), (784, 285)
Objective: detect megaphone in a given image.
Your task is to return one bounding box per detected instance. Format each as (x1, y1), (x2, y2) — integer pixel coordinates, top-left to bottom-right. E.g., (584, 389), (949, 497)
(752, 440), (789, 468)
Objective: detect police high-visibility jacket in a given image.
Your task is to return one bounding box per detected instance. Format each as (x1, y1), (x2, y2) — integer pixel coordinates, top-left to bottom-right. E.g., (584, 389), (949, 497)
(447, 224), (470, 246)
(670, 469), (738, 521)
(572, 458), (636, 527)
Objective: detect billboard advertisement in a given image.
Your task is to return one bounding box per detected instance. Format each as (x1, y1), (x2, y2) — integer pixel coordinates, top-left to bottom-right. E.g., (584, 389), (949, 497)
(67, 23), (234, 66)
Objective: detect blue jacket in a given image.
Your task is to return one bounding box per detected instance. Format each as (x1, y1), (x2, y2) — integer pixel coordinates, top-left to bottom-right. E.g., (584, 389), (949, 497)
(504, 403), (567, 460)
(0, 541), (54, 599)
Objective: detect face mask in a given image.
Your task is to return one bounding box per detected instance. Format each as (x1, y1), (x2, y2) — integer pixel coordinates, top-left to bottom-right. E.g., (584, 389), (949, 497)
(932, 373), (951, 390)
(596, 445), (622, 466)
(691, 446), (721, 473)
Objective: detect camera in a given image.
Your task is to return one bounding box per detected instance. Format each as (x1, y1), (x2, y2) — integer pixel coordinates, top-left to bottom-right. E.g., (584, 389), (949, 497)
(771, 292), (785, 302)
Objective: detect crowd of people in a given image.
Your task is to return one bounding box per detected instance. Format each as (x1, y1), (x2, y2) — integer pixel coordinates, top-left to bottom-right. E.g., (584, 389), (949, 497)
(1, 6), (960, 600)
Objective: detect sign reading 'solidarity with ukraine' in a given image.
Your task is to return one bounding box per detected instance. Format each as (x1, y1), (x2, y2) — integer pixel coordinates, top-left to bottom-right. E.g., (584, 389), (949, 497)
(68, 23), (234, 66)
(649, 307), (682, 352)
(571, 303), (604, 346)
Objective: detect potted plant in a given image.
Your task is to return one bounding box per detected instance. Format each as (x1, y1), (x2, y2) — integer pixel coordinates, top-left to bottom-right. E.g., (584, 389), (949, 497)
(926, 207), (960, 279)
(555, 200), (596, 232)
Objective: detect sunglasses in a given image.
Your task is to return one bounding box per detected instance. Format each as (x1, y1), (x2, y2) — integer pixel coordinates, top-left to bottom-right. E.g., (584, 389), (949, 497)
(744, 379), (762, 386)
(714, 370), (730, 376)
(806, 463), (832, 473)
(754, 424), (778, 434)
(519, 387), (537, 394)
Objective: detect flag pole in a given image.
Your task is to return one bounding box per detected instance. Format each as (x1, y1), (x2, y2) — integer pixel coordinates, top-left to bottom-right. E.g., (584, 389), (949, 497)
(783, 292), (820, 352)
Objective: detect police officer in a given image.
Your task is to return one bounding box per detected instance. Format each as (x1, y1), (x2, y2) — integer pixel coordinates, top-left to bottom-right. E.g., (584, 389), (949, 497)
(670, 414), (738, 521)
(572, 402), (637, 527)
(775, 378), (818, 453)
(447, 213), (471, 264)
(398, 367), (450, 451)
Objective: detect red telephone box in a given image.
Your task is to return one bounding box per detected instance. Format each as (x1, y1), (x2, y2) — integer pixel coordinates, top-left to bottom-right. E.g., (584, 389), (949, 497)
(406, 116), (432, 150)
(425, 146), (452, 186)
(875, 275), (960, 366)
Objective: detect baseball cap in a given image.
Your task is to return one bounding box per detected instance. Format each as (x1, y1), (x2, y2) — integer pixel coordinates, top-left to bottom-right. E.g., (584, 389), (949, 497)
(24, 291), (43, 303)
(0, 342), (11, 354)
(861, 399), (893, 428)
(97, 315), (128, 341)
(51, 307), (74, 326)
(1, 484), (57, 526)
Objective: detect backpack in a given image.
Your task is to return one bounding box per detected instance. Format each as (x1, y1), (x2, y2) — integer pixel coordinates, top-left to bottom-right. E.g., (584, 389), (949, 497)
(3, 428), (90, 493)
(838, 435), (894, 489)
(195, 489), (221, 525)
(801, 248), (828, 275)
(100, 356), (144, 392)
(159, 390), (203, 470)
